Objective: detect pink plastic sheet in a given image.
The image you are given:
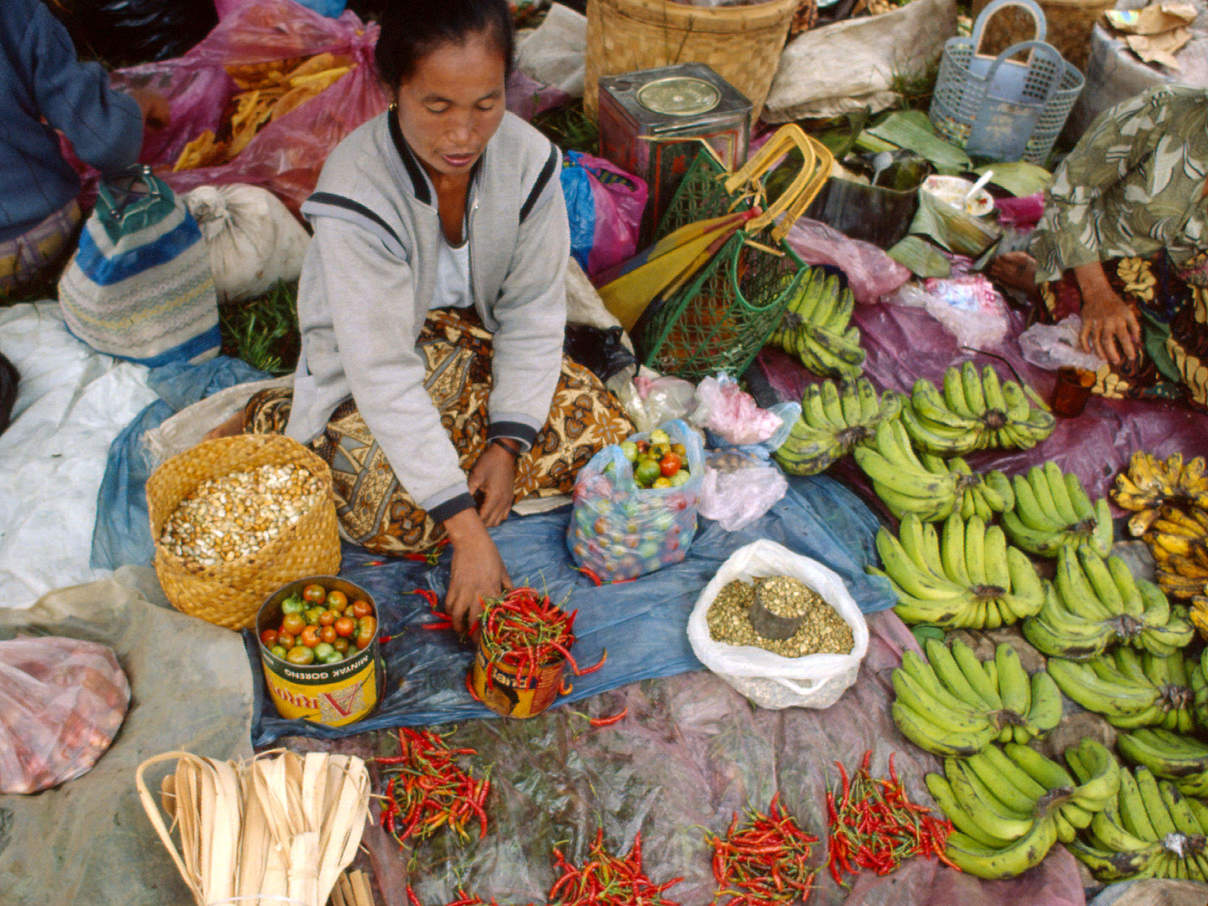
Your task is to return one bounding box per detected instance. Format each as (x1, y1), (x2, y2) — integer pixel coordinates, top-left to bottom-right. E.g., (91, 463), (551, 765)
(287, 610), (1085, 906)
(757, 299), (1208, 503)
(784, 218), (912, 304)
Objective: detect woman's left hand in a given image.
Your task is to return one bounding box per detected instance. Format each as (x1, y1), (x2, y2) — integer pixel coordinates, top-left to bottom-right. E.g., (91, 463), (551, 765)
(468, 442), (517, 527)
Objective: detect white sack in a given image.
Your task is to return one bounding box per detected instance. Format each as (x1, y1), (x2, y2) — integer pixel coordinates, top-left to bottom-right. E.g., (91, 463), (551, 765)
(184, 184), (310, 303)
(516, 3), (587, 97)
(764, 0), (958, 121)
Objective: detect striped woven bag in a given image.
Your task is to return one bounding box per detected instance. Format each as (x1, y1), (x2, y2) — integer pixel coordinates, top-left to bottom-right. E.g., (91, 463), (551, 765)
(58, 167), (220, 367)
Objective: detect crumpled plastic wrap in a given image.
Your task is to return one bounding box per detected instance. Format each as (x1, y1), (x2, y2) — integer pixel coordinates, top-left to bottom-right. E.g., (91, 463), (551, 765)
(1019, 315), (1108, 373)
(698, 448), (788, 532)
(887, 276), (1012, 349)
(690, 373), (783, 446)
(300, 611), (1084, 906)
(0, 635), (130, 794)
(783, 218), (912, 304)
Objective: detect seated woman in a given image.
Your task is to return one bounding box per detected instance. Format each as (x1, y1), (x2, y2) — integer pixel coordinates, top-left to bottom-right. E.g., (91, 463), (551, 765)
(996, 85), (1208, 409)
(239, 0), (632, 631)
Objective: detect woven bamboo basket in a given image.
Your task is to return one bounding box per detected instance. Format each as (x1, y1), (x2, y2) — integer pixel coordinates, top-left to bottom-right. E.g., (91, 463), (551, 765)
(584, 0), (800, 122)
(971, 0), (1116, 69)
(147, 434), (341, 630)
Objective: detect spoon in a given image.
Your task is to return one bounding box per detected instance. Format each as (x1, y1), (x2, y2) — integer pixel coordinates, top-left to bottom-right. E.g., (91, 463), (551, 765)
(870, 150), (894, 188)
(964, 170), (994, 211)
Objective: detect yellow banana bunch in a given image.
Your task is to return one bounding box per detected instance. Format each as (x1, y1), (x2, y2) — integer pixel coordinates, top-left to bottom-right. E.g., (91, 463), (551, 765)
(773, 376), (900, 476)
(1071, 764), (1208, 882)
(1047, 648), (1197, 731)
(900, 362), (1055, 455)
(1022, 546), (1193, 659)
(869, 512), (1046, 628)
(890, 639), (1063, 757)
(767, 267), (865, 378)
(928, 739), (1119, 878)
(1002, 462), (1113, 558)
(1112, 451), (1208, 537)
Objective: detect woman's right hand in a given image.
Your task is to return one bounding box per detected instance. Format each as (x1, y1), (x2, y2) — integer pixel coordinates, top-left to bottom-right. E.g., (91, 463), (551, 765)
(443, 508), (511, 634)
(1073, 262), (1141, 366)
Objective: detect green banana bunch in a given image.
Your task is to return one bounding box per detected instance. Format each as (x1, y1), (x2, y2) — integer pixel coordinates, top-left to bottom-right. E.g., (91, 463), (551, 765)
(1192, 649), (1208, 728)
(890, 640), (1062, 756)
(869, 512), (1046, 628)
(928, 739), (1118, 878)
(1022, 546), (1194, 659)
(901, 362), (1055, 455)
(928, 456), (1016, 522)
(1071, 764), (1208, 881)
(1117, 727), (1208, 797)
(767, 267), (865, 378)
(853, 419), (960, 521)
(1002, 462), (1114, 558)
(1047, 648), (1196, 730)
(773, 376), (901, 476)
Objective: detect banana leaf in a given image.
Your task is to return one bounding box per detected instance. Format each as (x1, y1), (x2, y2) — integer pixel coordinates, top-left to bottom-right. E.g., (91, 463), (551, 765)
(862, 111), (971, 175)
(974, 161), (1052, 199)
(888, 236), (952, 278)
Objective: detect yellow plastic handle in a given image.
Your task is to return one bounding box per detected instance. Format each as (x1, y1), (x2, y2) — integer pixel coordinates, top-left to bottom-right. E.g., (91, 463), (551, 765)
(721, 124), (834, 241)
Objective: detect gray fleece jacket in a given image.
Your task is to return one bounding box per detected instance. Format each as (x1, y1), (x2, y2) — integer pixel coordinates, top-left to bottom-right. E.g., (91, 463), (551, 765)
(286, 109), (569, 524)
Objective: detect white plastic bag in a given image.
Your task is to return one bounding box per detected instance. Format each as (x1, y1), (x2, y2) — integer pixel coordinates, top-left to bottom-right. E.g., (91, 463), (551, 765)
(887, 277), (1011, 348)
(184, 184), (310, 303)
(686, 539), (869, 710)
(698, 449), (788, 532)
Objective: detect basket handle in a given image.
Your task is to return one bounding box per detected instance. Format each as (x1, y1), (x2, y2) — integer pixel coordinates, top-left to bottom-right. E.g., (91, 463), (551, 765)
(135, 751), (206, 905)
(721, 124), (833, 243)
(972, 0), (1047, 53)
(980, 39), (1065, 102)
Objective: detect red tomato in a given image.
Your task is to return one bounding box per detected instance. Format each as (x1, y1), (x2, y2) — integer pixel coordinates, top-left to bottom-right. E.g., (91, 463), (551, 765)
(355, 616), (376, 650)
(280, 612), (306, 636)
(318, 609), (336, 626)
(351, 599), (373, 619)
(319, 625), (337, 645)
(260, 629), (278, 648)
(326, 589), (348, 610)
(299, 625), (321, 648)
(334, 616), (356, 638)
(302, 583), (327, 604)
(277, 631), (295, 650)
(659, 452), (683, 477)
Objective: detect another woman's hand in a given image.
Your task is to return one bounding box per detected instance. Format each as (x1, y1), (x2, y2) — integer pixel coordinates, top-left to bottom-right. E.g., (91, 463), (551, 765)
(1074, 262), (1141, 366)
(467, 442), (517, 528)
(443, 509), (511, 633)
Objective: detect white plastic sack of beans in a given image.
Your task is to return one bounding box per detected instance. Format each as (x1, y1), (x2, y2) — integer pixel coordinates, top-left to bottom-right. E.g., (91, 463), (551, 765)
(686, 538), (869, 710)
(184, 184), (310, 303)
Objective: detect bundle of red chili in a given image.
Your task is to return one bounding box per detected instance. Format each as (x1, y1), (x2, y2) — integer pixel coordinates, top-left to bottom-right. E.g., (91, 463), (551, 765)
(471, 587), (606, 692)
(547, 828), (681, 905)
(825, 750), (955, 883)
(706, 793), (819, 904)
(377, 727), (490, 846)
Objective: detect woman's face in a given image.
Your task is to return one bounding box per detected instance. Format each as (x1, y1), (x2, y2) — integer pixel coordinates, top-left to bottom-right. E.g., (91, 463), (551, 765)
(394, 32), (507, 183)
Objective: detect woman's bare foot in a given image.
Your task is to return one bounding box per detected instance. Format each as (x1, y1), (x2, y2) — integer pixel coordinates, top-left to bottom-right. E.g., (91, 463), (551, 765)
(988, 250), (1038, 292)
(203, 410), (246, 440)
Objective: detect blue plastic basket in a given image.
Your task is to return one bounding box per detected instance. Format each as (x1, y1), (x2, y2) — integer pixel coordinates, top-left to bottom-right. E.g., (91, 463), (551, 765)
(929, 0), (1084, 164)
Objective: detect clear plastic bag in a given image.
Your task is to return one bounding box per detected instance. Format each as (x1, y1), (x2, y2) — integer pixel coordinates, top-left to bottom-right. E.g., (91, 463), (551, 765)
(618, 372), (698, 434)
(698, 449), (788, 531)
(1019, 315), (1106, 372)
(886, 276), (1011, 348)
(686, 539), (870, 710)
(567, 419), (705, 581)
(0, 636), (131, 794)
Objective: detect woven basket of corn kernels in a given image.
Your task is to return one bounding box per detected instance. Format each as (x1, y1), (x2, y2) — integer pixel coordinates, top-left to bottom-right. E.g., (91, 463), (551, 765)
(147, 434), (341, 630)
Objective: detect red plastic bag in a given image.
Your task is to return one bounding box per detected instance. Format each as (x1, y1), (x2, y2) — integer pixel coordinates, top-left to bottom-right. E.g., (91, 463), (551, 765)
(111, 0), (388, 213)
(0, 636), (131, 794)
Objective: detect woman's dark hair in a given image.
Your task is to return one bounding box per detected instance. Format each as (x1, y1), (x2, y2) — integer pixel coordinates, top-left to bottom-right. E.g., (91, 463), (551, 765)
(374, 0), (515, 90)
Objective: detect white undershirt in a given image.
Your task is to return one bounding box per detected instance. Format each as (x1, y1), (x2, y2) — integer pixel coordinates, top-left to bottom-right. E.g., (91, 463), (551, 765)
(430, 229), (472, 310)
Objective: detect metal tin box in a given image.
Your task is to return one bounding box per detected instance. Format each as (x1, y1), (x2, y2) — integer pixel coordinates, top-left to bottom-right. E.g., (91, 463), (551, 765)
(597, 62), (752, 245)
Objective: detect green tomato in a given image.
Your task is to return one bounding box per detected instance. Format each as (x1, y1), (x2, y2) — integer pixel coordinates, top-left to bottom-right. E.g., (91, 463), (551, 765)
(305, 607), (324, 625)
(321, 650), (343, 665)
(620, 440), (638, 462)
(634, 458), (661, 488)
(285, 645), (315, 666)
(649, 428), (671, 447)
(313, 642), (336, 661)
(669, 467), (692, 487)
(269, 644), (288, 659)
(280, 594), (306, 615)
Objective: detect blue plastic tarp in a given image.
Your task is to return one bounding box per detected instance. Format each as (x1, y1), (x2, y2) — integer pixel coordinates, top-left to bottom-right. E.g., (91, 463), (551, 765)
(248, 474), (896, 745)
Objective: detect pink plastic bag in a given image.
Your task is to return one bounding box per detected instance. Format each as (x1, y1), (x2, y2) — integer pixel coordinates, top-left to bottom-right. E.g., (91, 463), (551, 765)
(109, 0), (388, 213)
(0, 636), (131, 794)
(561, 150), (648, 278)
(784, 218), (911, 304)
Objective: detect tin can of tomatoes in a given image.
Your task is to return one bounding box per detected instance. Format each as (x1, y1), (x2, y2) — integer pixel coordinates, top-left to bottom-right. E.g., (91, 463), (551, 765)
(468, 638), (565, 719)
(256, 575), (384, 727)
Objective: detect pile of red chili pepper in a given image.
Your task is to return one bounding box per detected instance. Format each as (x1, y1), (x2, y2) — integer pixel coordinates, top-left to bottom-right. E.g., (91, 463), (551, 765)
(825, 750), (955, 883)
(548, 828), (682, 905)
(473, 587), (605, 690)
(377, 727), (490, 846)
(706, 793), (819, 904)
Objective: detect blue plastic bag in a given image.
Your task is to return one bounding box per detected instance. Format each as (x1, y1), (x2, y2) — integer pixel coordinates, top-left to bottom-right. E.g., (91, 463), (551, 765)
(567, 419), (705, 581)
